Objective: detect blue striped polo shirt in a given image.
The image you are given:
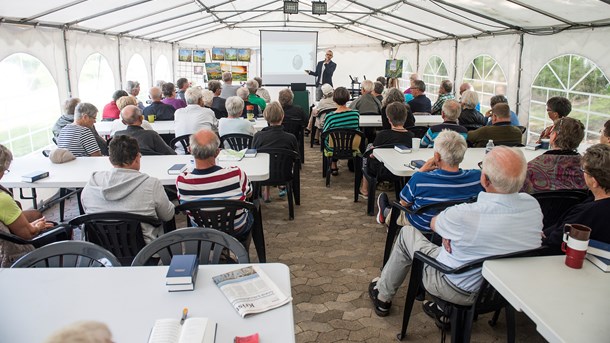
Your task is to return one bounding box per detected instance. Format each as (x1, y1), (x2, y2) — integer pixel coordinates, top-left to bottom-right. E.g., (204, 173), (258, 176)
(400, 169), (484, 231)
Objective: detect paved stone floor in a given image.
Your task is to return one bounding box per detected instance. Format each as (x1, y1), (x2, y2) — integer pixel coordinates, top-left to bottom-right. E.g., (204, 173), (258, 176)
(47, 144), (547, 343)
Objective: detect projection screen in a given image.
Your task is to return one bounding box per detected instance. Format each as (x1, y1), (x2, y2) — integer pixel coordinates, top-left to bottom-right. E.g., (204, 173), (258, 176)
(260, 30), (318, 86)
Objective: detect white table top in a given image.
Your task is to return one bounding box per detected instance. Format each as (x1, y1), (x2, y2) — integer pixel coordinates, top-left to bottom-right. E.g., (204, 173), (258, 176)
(374, 147), (544, 177)
(1, 154), (270, 188)
(95, 120), (176, 136)
(483, 256), (610, 343)
(0, 263), (294, 343)
(358, 115), (443, 127)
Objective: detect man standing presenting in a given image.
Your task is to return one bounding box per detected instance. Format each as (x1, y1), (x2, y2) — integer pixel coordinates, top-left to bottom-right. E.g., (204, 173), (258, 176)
(306, 50), (337, 101)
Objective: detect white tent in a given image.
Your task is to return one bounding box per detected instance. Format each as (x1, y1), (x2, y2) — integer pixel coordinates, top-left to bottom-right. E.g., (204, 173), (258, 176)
(1, 0), (609, 156)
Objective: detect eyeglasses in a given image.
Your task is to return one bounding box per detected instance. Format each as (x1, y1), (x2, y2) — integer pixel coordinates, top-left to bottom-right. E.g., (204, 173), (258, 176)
(580, 166), (589, 175)
(478, 161), (483, 169)
(3, 169), (9, 173)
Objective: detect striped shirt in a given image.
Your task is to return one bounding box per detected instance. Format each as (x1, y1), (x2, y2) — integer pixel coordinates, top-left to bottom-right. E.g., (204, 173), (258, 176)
(420, 121), (468, 148)
(57, 124), (100, 157)
(176, 165), (252, 231)
(400, 169), (483, 231)
(322, 109), (360, 152)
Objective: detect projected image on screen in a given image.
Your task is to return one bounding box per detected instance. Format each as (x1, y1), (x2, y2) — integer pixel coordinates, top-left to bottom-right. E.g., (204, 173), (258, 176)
(260, 31), (318, 85)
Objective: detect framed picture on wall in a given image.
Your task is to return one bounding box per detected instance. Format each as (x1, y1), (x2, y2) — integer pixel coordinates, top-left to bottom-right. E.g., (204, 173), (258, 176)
(178, 49), (192, 62)
(193, 50), (206, 63)
(205, 63), (222, 80)
(212, 48), (225, 61)
(232, 65), (248, 82)
(194, 66), (204, 75)
(237, 49), (251, 62)
(225, 48), (237, 61)
(385, 59), (403, 78)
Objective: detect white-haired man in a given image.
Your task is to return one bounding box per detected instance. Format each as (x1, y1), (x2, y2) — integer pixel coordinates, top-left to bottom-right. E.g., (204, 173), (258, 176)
(349, 79), (382, 114)
(174, 88), (218, 140)
(220, 72), (241, 99)
(370, 146), (543, 318)
(126, 80), (144, 111)
(376, 130), (483, 231)
(420, 100), (468, 148)
(115, 105), (176, 155)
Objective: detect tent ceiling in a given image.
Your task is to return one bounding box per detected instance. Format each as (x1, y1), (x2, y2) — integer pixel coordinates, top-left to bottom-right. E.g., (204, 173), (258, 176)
(1, 0), (610, 44)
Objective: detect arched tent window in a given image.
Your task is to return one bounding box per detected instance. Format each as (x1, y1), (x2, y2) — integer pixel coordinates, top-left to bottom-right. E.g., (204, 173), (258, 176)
(0, 53), (59, 157)
(463, 55), (507, 114)
(528, 54), (610, 144)
(78, 53), (115, 115)
(155, 55), (171, 86)
(125, 53), (149, 105)
(423, 56), (449, 104)
(398, 60), (414, 91)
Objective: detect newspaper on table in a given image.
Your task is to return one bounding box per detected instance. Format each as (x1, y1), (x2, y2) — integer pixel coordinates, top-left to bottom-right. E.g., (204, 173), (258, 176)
(212, 266), (292, 317)
(217, 149), (246, 161)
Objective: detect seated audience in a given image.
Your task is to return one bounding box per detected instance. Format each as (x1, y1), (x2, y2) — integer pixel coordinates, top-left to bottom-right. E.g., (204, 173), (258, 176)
(254, 77), (271, 103)
(114, 105), (176, 155)
(430, 80), (455, 116)
(143, 87), (175, 121)
(459, 82), (480, 112)
(237, 87), (260, 117)
(307, 84), (338, 144)
(174, 87), (218, 139)
(421, 100), (467, 148)
(407, 80), (432, 113)
(370, 146), (542, 317)
(52, 98), (81, 138)
(161, 82), (187, 110)
(45, 321), (113, 343)
(253, 102), (299, 201)
(109, 96), (152, 136)
(350, 80), (382, 114)
(458, 90), (486, 130)
(537, 96), (572, 142)
(208, 80), (227, 118)
(176, 129), (253, 240)
(279, 88), (308, 127)
(57, 103), (103, 157)
(376, 130), (484, 231)
(601, 119), (610, 145)
(381, 88), (415, 130)
(403, 73), (419, 102)
(484, 95), (519, 126)
(521, 117), (586, 193)
(102, 90), (128, 121)
(542, 144), (610, 251)
(360, 102), (414, 196)
(220, 72), (241, 99)
(176, 78), (189, 102)
(0, 144), (54, 267)
(372, 81), (384, 103)
(81, 135), (174, 244)
(125, 80), (144, 111)
(322, 87), (361, 175)
(467, 103), (522, 147)
(246, 79), (267, 112)
(218, 96), (256, 137)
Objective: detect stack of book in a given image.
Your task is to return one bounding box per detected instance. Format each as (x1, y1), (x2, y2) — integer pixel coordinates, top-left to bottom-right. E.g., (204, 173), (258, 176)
(586, 239), (610, 272)
(166, 255), (198, 291)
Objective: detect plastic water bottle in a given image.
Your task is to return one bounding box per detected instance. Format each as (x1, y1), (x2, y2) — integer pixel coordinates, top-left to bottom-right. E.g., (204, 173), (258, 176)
(485, 139), (495, 154)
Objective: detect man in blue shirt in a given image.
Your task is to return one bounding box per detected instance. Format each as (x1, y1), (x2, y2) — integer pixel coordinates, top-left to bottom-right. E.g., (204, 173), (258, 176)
(484, 95), (520, 126)
(376, 130), (483, 231)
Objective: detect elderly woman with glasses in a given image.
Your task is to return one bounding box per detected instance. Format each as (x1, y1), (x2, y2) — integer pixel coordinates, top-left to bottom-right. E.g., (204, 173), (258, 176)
(57, 102), (103, 157)
(521, 117), (586, 193)
(0, 144), (55, 266)
(542, 143), (610, 252)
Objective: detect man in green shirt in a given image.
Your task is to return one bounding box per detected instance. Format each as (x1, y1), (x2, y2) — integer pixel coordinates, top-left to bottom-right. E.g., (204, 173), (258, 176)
(246, 79), (267, 112)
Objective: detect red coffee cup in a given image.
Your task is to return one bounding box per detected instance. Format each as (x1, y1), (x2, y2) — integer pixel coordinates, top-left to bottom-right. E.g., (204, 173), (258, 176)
(561, 224), (592, 269)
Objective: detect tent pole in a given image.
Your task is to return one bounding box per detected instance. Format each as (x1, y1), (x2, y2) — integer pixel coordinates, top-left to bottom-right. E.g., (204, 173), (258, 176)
(172, 42), (176, 82)
(515, 33), (525, 122)
(118, 37), (123, 89)
(62, 28), (72, 98)
(416, 42), (420, 75)
(150, 45), (154, 87)
(453, 38), (458, 90)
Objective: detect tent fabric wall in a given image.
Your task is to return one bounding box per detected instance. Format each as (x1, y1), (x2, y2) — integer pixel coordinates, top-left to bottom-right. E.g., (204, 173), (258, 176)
(68, 31), (121, 93)
(417, 39), (457, 83)
(0, 25), (68, 103)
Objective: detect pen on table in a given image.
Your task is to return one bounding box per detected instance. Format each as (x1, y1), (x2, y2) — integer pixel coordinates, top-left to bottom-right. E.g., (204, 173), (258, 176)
(404, 163), (416, 170)
(180, 307), (188, 325)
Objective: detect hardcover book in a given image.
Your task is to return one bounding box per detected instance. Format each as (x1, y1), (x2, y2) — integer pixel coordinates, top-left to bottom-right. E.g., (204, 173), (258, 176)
(166, 255), (198, 286)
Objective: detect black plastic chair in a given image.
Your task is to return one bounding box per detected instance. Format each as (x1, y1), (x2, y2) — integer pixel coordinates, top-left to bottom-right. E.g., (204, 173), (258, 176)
(256, 148), (300, 220)
(174, 200), (266, 262)
(397, 247), (547, 343)
(131, 227), (249, 266)
(405, 125), (429, 139)
(0, 224), (72, 267)
(362, 144), (402, 216)
(383, 198), (477, 267)
(170, 134), (191, 154)
(68, 212), (162, 266)
(531, 189), (589, 229)
(282, 121), (304, 164)
(321, 128), (366, 201)
(11, 241), (121, 268)
(310, 108), (337, 148)
(220, 133), (253, 150)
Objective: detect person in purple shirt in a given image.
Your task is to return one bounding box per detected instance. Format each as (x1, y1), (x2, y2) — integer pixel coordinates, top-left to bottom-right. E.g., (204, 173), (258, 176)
(161, 82), (187, 110)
